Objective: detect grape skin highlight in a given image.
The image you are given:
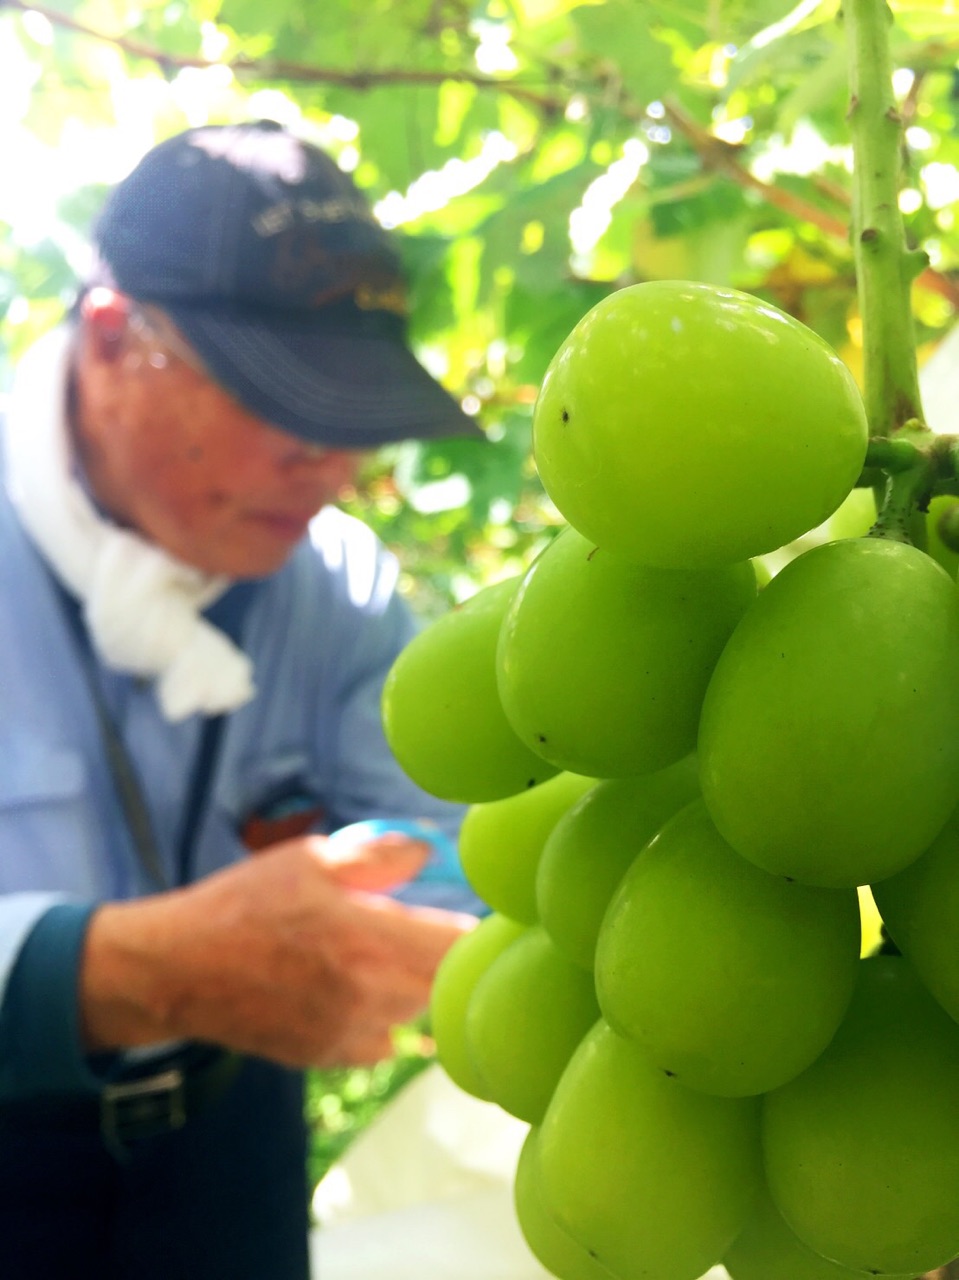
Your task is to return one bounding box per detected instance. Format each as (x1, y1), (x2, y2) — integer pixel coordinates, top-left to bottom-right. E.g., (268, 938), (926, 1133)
(382, 577), (558, 803)
(533, 280), (868, 569)
(595, 799), (860, 1097)
(497, 526), (756, 778)
(537, 1021), (762, 1280)
(762, 956), (959, 1276)
(699, 537), (959, 886)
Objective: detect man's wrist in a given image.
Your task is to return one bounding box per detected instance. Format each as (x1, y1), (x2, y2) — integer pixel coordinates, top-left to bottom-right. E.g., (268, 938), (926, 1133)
(80, 896), (187, 1052)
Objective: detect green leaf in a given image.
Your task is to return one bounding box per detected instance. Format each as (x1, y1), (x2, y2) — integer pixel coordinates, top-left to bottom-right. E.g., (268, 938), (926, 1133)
(890, 0), (959, 37)
(648, 176), (749, 239)
(505, 279), (609, 383)
(354, 85), (449, 191)
(570, 1), (677, 104)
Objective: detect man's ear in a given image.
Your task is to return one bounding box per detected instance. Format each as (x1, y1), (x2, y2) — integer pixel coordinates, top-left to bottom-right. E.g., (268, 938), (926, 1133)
(79, 287), (135, 362)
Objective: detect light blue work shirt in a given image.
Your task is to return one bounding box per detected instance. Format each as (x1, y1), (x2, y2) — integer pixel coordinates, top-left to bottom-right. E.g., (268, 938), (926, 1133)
(0, 453), (478, 1099)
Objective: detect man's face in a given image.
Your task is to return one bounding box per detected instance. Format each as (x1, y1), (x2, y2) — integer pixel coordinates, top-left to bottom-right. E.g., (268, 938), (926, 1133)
(72, 293), (365, 579)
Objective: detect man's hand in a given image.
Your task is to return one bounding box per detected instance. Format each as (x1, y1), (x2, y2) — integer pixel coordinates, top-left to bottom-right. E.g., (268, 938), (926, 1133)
(79, 834), (478, 1068)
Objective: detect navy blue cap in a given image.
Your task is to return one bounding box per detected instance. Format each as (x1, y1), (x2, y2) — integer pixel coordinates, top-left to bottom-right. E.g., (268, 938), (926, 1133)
(90, 121), (481, 448)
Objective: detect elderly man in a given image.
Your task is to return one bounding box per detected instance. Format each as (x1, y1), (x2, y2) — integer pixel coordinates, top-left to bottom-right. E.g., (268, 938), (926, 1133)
(0, 120), (482, 1278)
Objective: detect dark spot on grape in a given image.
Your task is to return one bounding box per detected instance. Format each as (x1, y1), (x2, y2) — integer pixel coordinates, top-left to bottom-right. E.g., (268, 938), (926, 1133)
(587, 545), (598, 561)
(561, 408), (570, 423)
(784, 875), (795, 883)
(526, 779), (536, 788)
(587, 1249), (599, 1260)
(663, 1068), (676, 1078)
(536, 733), (547, 743)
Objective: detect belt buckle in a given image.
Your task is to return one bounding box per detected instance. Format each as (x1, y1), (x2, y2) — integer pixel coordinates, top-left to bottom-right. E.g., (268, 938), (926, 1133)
(100, 1066), (187, 1159)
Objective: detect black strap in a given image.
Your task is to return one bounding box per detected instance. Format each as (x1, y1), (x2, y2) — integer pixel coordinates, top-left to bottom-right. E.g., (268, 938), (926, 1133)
(85, 672), (168, 890)
(173, 583), (256, 885)
(56, 580), (256, 889)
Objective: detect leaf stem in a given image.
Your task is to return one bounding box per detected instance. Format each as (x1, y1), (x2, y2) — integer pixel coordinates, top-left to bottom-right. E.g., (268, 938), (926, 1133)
(843, 0), (926, 439)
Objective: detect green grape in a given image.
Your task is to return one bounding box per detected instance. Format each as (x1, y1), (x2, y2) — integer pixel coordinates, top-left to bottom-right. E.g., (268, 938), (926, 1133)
(429, 912), (527, 1099)
(699, 537), (959, 886)
(532, 281), (868, 569)
(514, 1127), (621, 1280)
(871, 805), (959, 1024)
(497, 526), (756, 777)
(724, 1182), (915, 1280)
(459, 771), (596, 924)
(595, 799), (860, 1097)
(465, 926), (600, 1123)
(536, 757), (700, 971)
(762, 955), (959, 1276)
(382, 577), (558, 803)
(924, 493), (959, 579)
(537, 1020), (762, 1280)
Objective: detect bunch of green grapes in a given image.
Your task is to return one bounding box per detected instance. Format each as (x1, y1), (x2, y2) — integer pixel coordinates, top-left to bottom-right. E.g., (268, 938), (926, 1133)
(382, 280), (959, 1280)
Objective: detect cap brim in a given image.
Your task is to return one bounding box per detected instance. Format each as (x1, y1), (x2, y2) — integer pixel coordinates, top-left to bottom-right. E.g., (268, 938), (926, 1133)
(162, 304), (483, 449)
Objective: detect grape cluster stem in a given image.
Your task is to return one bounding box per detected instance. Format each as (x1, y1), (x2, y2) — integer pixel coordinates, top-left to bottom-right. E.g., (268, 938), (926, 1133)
(845, 0), (925, 443)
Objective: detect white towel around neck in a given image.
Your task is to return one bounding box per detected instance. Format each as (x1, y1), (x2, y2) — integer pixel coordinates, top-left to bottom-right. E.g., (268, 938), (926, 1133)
(3, 326), (256, 722)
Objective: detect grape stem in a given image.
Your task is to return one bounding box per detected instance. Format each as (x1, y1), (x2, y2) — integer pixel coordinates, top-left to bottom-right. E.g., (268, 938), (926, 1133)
(863, 435), (924, 474)
(844, 0), (926, 441)
(868, 448), (936, 543)
(863, 431), (959, 544)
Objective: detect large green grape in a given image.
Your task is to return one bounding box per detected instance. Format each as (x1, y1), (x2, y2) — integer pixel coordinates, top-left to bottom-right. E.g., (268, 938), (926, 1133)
(595, 799), (860, 1097)
(532, 281), (868, 569)
(699, 537), (959, 886)
(537, 1020), (762, 1280)
(465, 926), (600, 1123)
(514, 1127), (621, 1280)
(871, 805), (959, 1025)
(458, 770), (596, 924)
(382, 578), (558, 803)
(497, 526), (756, 777)
(762, 956), (959, 1276)
(536, 757), (700, 971)
(724, 1183), (914, 1280)
(429, 912), (527, 1099)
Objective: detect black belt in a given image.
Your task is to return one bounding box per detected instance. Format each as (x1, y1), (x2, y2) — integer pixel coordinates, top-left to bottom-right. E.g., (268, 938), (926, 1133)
(0, 1042), (241, 1160)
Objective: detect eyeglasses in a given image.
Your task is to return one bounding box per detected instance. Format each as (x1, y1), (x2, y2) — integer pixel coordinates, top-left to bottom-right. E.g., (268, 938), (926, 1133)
(124, 302), (330, 459)
(126, 303), (211, 377)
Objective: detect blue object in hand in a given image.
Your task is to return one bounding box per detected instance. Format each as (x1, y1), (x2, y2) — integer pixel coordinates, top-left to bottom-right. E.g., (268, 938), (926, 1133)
(326, 819), (489, 916)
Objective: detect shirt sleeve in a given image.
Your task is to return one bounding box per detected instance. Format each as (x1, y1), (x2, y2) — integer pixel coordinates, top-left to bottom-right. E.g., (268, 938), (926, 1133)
(0, 900), (113, 1101)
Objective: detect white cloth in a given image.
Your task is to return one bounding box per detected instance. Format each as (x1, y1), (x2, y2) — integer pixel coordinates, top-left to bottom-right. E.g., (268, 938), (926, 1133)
(311, 1065), (731, 1280)
(2, 327), (255, 721)
(311, 1065), (548, 1280)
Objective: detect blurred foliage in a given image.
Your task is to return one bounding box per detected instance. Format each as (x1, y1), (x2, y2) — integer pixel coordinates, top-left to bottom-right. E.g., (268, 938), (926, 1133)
(305, 1024), (435, 1192)
(2, 0), (959, 621)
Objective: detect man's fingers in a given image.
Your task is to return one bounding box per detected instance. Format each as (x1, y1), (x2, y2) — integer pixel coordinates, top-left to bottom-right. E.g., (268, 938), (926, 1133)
(311, 832), (432, 893)
(345, 893), (480, 974)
